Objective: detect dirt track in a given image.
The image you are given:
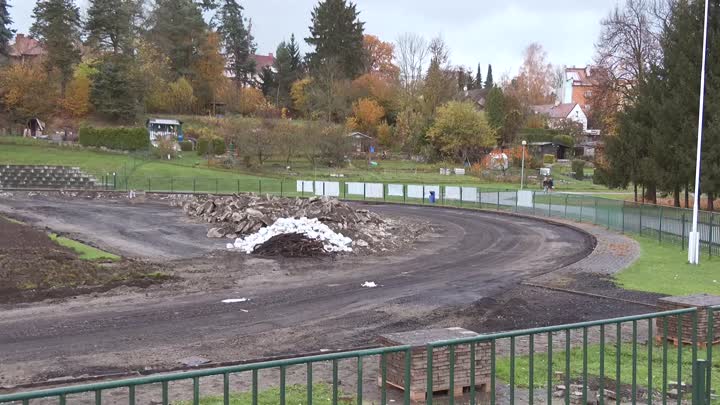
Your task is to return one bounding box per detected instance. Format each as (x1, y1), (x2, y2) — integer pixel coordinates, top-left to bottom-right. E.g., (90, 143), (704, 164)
(0, 195), (625, 388)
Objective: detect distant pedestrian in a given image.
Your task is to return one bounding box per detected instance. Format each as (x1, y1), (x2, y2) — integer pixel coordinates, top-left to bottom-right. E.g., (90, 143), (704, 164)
(548, 177), (555, 192)
(542, 177), (549, 193)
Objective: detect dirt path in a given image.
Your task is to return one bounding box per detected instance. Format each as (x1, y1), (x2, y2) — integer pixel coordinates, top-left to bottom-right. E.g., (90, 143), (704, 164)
(0, 196), (607, 390)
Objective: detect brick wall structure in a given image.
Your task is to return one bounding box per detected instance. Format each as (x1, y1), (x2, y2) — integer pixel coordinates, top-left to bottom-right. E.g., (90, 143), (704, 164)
(656, 294), (720, 347)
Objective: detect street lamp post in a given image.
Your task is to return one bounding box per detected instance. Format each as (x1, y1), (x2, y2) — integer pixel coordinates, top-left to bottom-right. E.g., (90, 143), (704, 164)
(689, 0), (710, 265)
(521, 140), (527, 190)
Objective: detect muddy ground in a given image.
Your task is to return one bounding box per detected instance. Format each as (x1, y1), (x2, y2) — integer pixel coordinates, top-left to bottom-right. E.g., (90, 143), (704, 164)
(0, 193), (657, 397)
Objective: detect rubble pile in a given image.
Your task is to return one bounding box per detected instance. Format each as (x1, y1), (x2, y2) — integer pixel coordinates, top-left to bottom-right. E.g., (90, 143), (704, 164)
(227, 217), (353, 254)
(178, 194), (426, 255)
(253, 233), (328, 257)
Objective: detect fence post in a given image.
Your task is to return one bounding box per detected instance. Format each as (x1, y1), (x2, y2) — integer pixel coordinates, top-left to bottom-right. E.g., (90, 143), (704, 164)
(639, 204), (643, 236)
(383, 183), (386, 201)
(422, 185), (425, 205)
(280, 181), (283, 197)
(548, 194), (552, 217)
(259, 180), (262, 194)
(148, 178), (151, 192)
(403, 185), (406, 204)
(235, 179), (238, 194)
(215, 178), (218, 194)
(622, 202), (625, 234)
(709, 214), (714, 258)
(659, 207), (663, 244)
(693, 359), (708, 405)
(170, 178), (174, 193)
(607, 205), (611, 230)
(515, 190), (518, 213)
(460, 187), (463, 207)
(579, 196), (583, 222)
(594, 198), (598, 225)
(496, 191), (500, 211)
(682, 213), (686, 251)
(564, 195), (568, 218)
(193, 179), (196, 194)
(441, 185), (445, 205)
(478, 189), (481, 208)
(343, 182), (347, 199)
(363, 183), (366, 201)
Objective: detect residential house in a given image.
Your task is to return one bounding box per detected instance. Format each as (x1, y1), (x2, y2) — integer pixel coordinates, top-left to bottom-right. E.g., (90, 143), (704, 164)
(557, 66), (598, 111)
(462, 87), (490, 110)
(7, 34), (45, 65)
(224, 53), (276, 85)
(530, 103), (588, 132)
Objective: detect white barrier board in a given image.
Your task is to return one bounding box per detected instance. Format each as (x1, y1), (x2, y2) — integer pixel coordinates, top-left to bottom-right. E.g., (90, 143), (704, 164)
(517, 190), (533, 208)
(444, 186), (461, 200)
(365, 183), (384, 199)
(462, 187), (478, 202)
(388, 184), (404, 197)
(347, 182), (365, 196)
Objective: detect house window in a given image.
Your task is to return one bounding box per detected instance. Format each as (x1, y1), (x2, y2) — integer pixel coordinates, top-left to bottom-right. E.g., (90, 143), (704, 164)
(584, 91), (593, 98)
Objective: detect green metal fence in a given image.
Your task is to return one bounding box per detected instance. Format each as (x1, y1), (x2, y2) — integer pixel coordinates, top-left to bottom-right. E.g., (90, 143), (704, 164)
(2, 307), (718, 404)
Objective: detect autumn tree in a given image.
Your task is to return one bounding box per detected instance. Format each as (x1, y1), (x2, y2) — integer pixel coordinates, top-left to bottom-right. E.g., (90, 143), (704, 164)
(0, 64), (55, 123)
(395, 107), (427, 155)
(363, 34), (399, 79)
(508, 43), (555, 106)
(422, 38), (455, 116)
(350, 72), (399, 122)
(395, 32), (428, 95)
(0, 0), (13, 57)
(291, 77), (312, 117)
(137, 40), (173, 113)
(347, 97), (384, 135)
(168, 77), (196, 114)
(307, 58), (351, 122)
(306, 0), (365, 79)
(215, 0), (256, 86)
(192, 31), (226, 113)
(61, 69), (91, 118)
(427, 101), (495, 163)
(31, 0), (82, 98)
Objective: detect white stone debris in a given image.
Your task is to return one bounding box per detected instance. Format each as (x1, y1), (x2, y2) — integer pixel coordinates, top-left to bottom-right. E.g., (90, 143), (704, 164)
(361, 281), (378, 288)
(221, 298), (249, 303)
(228, 217), (353, 254)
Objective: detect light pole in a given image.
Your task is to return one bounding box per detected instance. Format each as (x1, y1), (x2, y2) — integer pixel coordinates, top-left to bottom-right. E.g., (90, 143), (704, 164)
(521, 140), (527, 190)
(689, 0), (710, 265)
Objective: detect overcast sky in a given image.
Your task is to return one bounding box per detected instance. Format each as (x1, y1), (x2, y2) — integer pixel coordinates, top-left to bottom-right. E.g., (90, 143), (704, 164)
(7, 0), (619, 77)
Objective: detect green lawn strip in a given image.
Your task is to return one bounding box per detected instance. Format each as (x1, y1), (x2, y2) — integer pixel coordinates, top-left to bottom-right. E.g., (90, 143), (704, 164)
(49, 233), (120, 262)
(176, 384), (345, 405)
(615, 236), (720, 296)
(495, 342), (712, 392)
(0, 140), (611, 191)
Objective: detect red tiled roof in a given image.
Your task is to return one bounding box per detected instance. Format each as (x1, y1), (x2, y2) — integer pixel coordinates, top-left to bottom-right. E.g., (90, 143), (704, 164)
(9, 34), (45, 58)
(566, 66), (597, 86)
(252, 53), (275, 72)
(531, 103), (577, 119)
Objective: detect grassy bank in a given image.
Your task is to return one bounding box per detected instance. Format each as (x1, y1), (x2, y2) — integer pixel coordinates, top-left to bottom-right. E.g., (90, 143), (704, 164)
(49, 233), (120, 262)
(177, 384), (342, 405)
(615, 236), (720, 296)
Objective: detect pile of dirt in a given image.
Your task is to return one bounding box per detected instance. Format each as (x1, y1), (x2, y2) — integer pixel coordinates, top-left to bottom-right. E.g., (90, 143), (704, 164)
(0, 217), (169, 303)
(252, 233), (327, 257)
(176, 194), (427, 254)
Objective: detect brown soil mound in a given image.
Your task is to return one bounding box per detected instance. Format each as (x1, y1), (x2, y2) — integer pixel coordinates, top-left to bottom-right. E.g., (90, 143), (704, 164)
(0, 217), (169, 303)
(253, 233), (329, 257)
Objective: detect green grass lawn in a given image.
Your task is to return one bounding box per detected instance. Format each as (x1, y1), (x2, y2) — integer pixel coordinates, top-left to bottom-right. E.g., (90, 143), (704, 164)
(615, 236), (720, 296)
(496, 342), (711, 393)
(0, 137), (611, 192)
(49, 233), (121, 262)
(176, 384), (345, 405)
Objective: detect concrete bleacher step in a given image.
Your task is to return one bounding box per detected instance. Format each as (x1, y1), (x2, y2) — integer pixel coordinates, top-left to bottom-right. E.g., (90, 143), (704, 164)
(0, 165), (97, 189)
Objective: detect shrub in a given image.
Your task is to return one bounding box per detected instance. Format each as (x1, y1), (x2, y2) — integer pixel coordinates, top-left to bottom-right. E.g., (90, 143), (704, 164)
(153, 136), (178, 159)
(552, 134), (575, 148)
(543, 154), (556, 165)
(179, 140), (194, 151)
(79, 126), (149, 151)
(197, 136), (226, 156)
(572, 159), (586, 180)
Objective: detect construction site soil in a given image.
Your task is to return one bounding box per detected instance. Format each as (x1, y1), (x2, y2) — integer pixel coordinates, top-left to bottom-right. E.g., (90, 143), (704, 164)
(0, 192), (656, 391)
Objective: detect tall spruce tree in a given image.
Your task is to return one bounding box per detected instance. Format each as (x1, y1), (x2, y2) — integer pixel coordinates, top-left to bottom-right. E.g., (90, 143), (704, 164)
(287, 33), (303, 74)
(0, 0), (13, 57)
(148, 0), (207, 78)
(306, 0), (364, 79)
(85, 0), (137, 55)
(271, 41), (294, 108)
(475, 63), (482, 89)
(485, 64), (494, 88)
(215, 0), (256, 86)
(30, 0), (82, 97)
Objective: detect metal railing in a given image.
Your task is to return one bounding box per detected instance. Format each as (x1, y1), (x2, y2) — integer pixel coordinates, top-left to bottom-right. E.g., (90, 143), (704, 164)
(1, 307), (718, 404)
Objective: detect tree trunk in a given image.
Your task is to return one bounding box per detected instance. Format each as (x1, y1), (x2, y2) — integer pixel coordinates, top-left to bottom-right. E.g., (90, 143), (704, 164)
(645, 183), (657, 204)
(634, 184), (638, 202)
(685, 183), (690, 209)
(709, 193), (715, 212)
(674, 185), (681, 207)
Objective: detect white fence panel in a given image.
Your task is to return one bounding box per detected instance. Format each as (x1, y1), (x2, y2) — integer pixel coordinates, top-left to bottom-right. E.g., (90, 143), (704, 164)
(313, 181), (340, 197)
(444, 186), (461, 200)
(388, 184), (404, 197)
(517, 190), (533, 208)
(297, 180), (315, 193)
(407, 185), (424, 199)
(425, 185), (440, 200)
(462, 187), (478, 202)
(365, 183), (384, 199)
(347, 182), (365, 196)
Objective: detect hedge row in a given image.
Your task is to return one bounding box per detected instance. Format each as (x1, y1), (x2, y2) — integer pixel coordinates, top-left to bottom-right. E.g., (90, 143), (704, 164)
(79, 126), (150, 151)
(197, 137), (226, 156)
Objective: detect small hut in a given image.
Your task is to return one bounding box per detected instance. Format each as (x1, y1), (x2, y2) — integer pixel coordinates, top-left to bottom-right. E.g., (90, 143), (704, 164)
(146, 118), (183, 147)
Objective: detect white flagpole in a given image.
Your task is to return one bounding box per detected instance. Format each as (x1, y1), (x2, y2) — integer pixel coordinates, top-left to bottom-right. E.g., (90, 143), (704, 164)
(689, 0), (711, 265)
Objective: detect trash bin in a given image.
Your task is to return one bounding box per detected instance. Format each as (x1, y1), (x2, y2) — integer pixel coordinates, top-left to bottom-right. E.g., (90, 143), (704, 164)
(429, 191), (436, 203)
